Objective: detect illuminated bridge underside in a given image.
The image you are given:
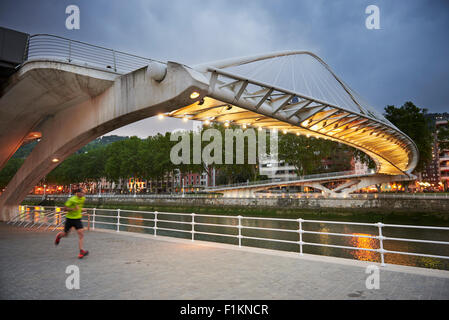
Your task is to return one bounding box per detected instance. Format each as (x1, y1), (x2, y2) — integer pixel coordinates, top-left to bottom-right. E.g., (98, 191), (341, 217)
(170, 52), (418, 176)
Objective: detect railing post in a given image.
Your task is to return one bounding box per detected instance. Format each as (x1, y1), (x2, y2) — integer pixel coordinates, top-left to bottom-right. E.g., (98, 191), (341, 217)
(238, 215), (242, 247)
(377, 222), (386, 266)
(112, 49), (117, 72)
(298, 218), (304, 256)
(191, 213), (195, 241)
(154, 211), (158, 237)
(92, 208), (96, 230)
(117, 209), (120, 232)
(53, 207), (57, 226)
(68, 39), (72, 62)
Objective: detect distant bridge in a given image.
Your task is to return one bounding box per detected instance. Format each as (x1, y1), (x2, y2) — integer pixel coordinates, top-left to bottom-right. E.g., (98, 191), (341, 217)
(0, 30), (418, 220)
(204, 170), (413, 197)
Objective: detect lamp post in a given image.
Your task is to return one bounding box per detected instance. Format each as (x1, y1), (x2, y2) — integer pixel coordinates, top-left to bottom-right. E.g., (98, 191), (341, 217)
(182, 176), (185, 198)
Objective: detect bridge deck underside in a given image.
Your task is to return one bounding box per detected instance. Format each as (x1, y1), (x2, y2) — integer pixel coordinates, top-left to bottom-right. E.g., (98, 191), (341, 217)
(168, 69), (417, 176)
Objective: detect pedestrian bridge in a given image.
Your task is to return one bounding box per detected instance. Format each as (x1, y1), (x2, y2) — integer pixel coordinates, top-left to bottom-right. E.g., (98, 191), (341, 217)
(204, 170), (414, 197)
(0, 32), (418, 220)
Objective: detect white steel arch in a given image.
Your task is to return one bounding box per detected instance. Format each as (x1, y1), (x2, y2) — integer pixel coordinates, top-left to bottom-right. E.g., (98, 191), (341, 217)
(170, 51), (418, 175)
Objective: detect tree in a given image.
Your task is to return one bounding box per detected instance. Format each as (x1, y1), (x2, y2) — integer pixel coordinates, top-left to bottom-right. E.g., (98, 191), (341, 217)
(0, 158), (24, 190)
(104, 137), (143, 192)
(384, 102), (432, 172)
(279, 134), (334, 176)
(437, 121), (449, 150)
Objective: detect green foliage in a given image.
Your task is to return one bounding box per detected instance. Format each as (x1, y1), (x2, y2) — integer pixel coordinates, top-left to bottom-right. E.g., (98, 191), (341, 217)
(46, 147), (107, 185)
(384, 101), (432, 172)
(76, 135), (128, 154)
(11, 141), (37, 159)
(138, 133), (176, 181)
(0, 158), (24, 189)
(41, 125), (363, 187)
(437, 122), (449, 150)
(211, 123), (262, 184)
(278, 134), (357, 175)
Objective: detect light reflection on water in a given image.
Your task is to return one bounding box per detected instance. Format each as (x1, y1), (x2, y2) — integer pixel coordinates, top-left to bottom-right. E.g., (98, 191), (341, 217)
(348, 233), (378, 262)
(91, 209), (449, 271)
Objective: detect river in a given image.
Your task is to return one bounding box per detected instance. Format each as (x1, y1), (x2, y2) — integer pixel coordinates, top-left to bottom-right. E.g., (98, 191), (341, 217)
(89, 209), (449, 270)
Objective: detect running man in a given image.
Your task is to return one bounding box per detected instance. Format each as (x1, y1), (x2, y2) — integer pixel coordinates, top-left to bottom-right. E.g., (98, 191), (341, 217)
(55, 189), (89, 259)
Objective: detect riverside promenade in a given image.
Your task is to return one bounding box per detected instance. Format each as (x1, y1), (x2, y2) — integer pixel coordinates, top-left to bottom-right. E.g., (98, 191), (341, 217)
(0, 222), (448, 300)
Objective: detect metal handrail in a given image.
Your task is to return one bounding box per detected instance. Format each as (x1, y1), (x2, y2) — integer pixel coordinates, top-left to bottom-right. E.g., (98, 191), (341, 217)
(9, 205), (449, 267)
(26, 34), (165, 74)
(205, 170), (364, 190)
(9, 207), (62, 229)
(15, 205), (445, 268)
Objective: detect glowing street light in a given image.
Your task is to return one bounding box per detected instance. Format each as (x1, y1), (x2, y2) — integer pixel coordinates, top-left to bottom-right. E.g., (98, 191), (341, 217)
(190, 91), (200, 99)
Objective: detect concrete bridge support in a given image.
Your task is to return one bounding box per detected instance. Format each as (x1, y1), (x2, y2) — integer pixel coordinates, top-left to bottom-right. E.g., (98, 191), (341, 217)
(0, 61), (209, 221)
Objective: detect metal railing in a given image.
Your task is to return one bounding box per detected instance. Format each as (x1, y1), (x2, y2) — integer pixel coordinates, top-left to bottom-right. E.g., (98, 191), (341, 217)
(26, 34), (164, 74)
(9, 205), (447, 268)
(7, 205), (91, 231)
(248, 192), (449, 200)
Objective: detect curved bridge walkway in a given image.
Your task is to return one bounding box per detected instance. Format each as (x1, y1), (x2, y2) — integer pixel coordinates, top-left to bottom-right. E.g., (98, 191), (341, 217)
(0, 223), (448, 300)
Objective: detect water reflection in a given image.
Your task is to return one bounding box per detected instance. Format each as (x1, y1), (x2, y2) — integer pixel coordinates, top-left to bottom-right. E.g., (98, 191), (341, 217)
(317, 225), (332, 256)
(80, 208), (449, 271)
(348, 233), (378, 262)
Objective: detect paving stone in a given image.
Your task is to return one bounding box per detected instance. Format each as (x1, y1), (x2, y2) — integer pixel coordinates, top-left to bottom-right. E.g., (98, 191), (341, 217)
(1, 222), (448, 300)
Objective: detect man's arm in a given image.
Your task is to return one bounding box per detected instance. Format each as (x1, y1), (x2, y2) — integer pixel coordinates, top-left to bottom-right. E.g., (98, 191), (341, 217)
(64, 198), (78, 212)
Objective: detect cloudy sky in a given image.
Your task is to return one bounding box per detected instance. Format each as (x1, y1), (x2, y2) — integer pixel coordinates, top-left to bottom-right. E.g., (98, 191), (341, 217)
(1, 0), (448, 137)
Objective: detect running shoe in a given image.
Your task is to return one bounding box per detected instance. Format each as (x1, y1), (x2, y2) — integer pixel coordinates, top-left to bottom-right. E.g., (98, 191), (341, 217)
(54, 234), (61, 246)
(78, 249), (89, 259)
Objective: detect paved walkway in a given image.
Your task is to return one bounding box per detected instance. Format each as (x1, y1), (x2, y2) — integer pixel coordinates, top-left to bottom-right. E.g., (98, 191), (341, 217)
(0, 222), (448, 300)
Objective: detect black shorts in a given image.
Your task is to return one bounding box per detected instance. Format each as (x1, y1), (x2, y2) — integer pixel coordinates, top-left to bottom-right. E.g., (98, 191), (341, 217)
(64, 218), (83, 232)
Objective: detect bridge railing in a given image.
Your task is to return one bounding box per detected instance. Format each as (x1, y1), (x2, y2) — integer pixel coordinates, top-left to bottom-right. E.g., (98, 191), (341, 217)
(203, 168), (400, 190)
(25, 34), (162, 74)
(16, 205), (447, 268)
(205, 170), (363, 190)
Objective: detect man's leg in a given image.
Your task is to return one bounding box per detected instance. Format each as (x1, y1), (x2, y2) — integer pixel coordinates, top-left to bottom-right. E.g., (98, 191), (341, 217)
(56, 230), (68, 238)
(77, 228), (84, 251)
(55, 220), (72, 245)
(77, 226), (88, 258)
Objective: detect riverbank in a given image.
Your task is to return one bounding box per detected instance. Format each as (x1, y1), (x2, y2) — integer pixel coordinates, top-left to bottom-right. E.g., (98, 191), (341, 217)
(22, 197), (449, 226)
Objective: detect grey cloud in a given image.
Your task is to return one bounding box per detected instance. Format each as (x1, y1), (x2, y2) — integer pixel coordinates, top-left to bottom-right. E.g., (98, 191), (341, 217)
(1, 0), (448, 137)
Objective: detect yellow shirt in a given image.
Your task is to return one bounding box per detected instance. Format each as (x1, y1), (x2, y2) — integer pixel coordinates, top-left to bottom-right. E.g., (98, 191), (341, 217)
(64, 195), (85, 219)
